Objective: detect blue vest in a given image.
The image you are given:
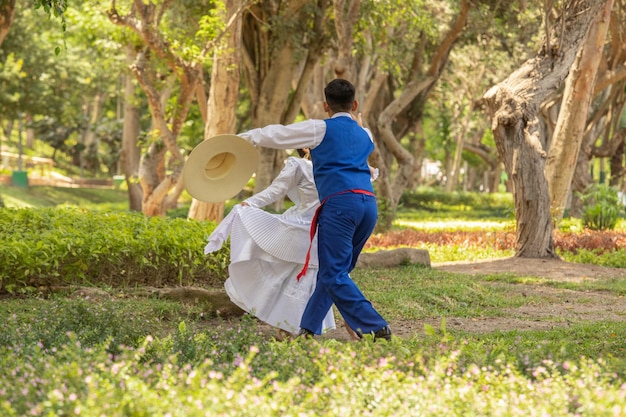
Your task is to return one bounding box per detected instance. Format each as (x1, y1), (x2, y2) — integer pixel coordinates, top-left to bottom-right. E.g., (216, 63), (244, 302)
(310, 116), (374, 201)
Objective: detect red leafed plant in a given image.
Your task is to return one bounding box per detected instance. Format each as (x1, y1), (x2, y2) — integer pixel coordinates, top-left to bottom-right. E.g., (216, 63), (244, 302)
(365, 229), (626, 254)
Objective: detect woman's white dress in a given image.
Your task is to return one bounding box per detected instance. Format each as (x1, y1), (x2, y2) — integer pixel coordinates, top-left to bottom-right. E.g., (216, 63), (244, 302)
(204, 157), (335, 333)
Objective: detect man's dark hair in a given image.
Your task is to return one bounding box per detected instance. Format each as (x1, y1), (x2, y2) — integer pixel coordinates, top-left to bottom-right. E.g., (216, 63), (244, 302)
(324, 79), (355, 112)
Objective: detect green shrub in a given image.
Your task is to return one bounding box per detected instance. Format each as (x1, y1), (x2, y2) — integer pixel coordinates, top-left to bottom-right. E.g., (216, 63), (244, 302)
(578, 184), (623, 231)
(0, 208), (229, 292)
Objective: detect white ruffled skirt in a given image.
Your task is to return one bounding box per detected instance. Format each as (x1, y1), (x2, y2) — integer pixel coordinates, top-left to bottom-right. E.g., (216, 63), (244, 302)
(205, 205), (335, 334)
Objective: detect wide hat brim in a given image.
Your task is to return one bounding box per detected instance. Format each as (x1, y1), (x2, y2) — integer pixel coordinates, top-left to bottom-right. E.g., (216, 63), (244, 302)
(183, 134), (258, 203)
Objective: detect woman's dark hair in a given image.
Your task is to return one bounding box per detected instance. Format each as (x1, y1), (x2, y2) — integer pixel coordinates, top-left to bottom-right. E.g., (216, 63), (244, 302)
(324, 79), (355, 112)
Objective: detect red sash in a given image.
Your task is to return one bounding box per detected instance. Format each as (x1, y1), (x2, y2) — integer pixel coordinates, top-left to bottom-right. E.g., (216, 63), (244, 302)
(296, 189), (375, 281)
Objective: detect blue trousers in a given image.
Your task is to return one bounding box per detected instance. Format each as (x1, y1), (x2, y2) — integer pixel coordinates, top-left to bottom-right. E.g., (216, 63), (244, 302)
(299, 192), (388, 335)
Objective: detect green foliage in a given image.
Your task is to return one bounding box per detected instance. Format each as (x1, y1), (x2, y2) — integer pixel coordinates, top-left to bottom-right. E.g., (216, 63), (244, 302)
(1, 4), (76, 121)
(0, 296), (200, 352)
(0, 322), (625, 415)
(577, 184), (623, 231)
(0, 207), (228, 292)
(196, 1), (226, 44)
(459, 321), (626, 377)
(1, 185), (625, 414)
(374, 194), (394, 233)
(33, 0), (68, 29)
(356, 0), (437, 80)
(0, 53), (25, 108)
(560, 248), (626, 269)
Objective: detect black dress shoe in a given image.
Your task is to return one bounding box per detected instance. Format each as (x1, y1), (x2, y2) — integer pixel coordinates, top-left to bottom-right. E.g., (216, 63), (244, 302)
(373, 325), (392, 342)
(297, 328), (315, 339)
(356, 325), (393, 342)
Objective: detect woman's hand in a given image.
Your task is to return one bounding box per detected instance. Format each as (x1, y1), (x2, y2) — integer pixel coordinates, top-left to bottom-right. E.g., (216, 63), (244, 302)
(369, 165), (379, 182)
(352, 112), (364, 127)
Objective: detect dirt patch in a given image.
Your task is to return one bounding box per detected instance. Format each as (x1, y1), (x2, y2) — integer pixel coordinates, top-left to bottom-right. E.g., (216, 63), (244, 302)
(391, 257), (626, 337)
(433, 257), (626, 282)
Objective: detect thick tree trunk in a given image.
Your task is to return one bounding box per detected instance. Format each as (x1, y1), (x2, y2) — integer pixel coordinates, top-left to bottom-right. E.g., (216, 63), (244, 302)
(483, 0), (606, 258)
(495, 112), (556, 257)
(332, 0), (360, 80)
(545, 0), (613, 223)
(188, 0), (242, 222)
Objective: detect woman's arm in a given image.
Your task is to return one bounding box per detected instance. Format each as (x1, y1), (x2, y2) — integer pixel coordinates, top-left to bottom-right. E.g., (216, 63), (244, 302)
(243, 158), (300, 208)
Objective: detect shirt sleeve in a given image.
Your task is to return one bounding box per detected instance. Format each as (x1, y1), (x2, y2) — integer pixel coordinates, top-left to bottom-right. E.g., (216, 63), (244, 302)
(243, 157), (300, 209)
(238, 119), (326, 150)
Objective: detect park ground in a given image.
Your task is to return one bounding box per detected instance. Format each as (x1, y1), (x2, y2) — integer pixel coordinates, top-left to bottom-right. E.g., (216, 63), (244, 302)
(212, 257), (626, 341)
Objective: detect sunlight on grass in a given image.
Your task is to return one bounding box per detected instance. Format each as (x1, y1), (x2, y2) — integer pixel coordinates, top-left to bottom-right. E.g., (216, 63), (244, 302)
(1, 185), (129, 211)
(413, 242), (514, 263)
(395, 218), (514, 231)
(1, 193), (41, 208)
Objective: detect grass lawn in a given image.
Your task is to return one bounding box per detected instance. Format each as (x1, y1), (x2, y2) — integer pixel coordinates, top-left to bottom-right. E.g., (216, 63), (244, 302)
(0, 184), (130, 210)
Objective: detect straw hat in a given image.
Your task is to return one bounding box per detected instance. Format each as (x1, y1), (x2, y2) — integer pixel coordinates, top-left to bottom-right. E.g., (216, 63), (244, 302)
(183, 134), (258, 202)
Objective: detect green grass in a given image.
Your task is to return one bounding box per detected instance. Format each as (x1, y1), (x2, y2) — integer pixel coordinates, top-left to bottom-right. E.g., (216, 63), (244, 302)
(0, 185), (129, 210)
(355, 266), (535, 320)
(394, 218), (515, 231)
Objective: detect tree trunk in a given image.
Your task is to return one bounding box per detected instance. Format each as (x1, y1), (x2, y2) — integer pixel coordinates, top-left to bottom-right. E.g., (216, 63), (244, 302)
(0, 0), (16, 47)
(24, 113), (35, 148)
(332, 0), (360, 80)
(446, 65), (485, 193)
(82, 93), (106, 173)
(108, 1), (203, 217)
(188, 0), (242, 222)
(121, 51), (143, 212)
(570, 153), (594, 216)
(483, 0), (606, 258)
(609, 133), (625, 187)
(545, 0), (613, 223)
(375, 1), (470, 229)
(241, 0), (329, 200)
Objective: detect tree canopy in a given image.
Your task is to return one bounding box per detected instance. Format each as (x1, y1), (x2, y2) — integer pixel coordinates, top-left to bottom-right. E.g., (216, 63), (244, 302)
(2, 0), (626, 257)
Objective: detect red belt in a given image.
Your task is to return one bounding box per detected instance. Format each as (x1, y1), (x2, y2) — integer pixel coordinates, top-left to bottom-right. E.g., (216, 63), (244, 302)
(296, 189), (375, 281)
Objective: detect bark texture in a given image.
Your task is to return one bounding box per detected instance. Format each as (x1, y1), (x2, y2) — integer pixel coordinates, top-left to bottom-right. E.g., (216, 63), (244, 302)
(483, 0), (607, 258)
